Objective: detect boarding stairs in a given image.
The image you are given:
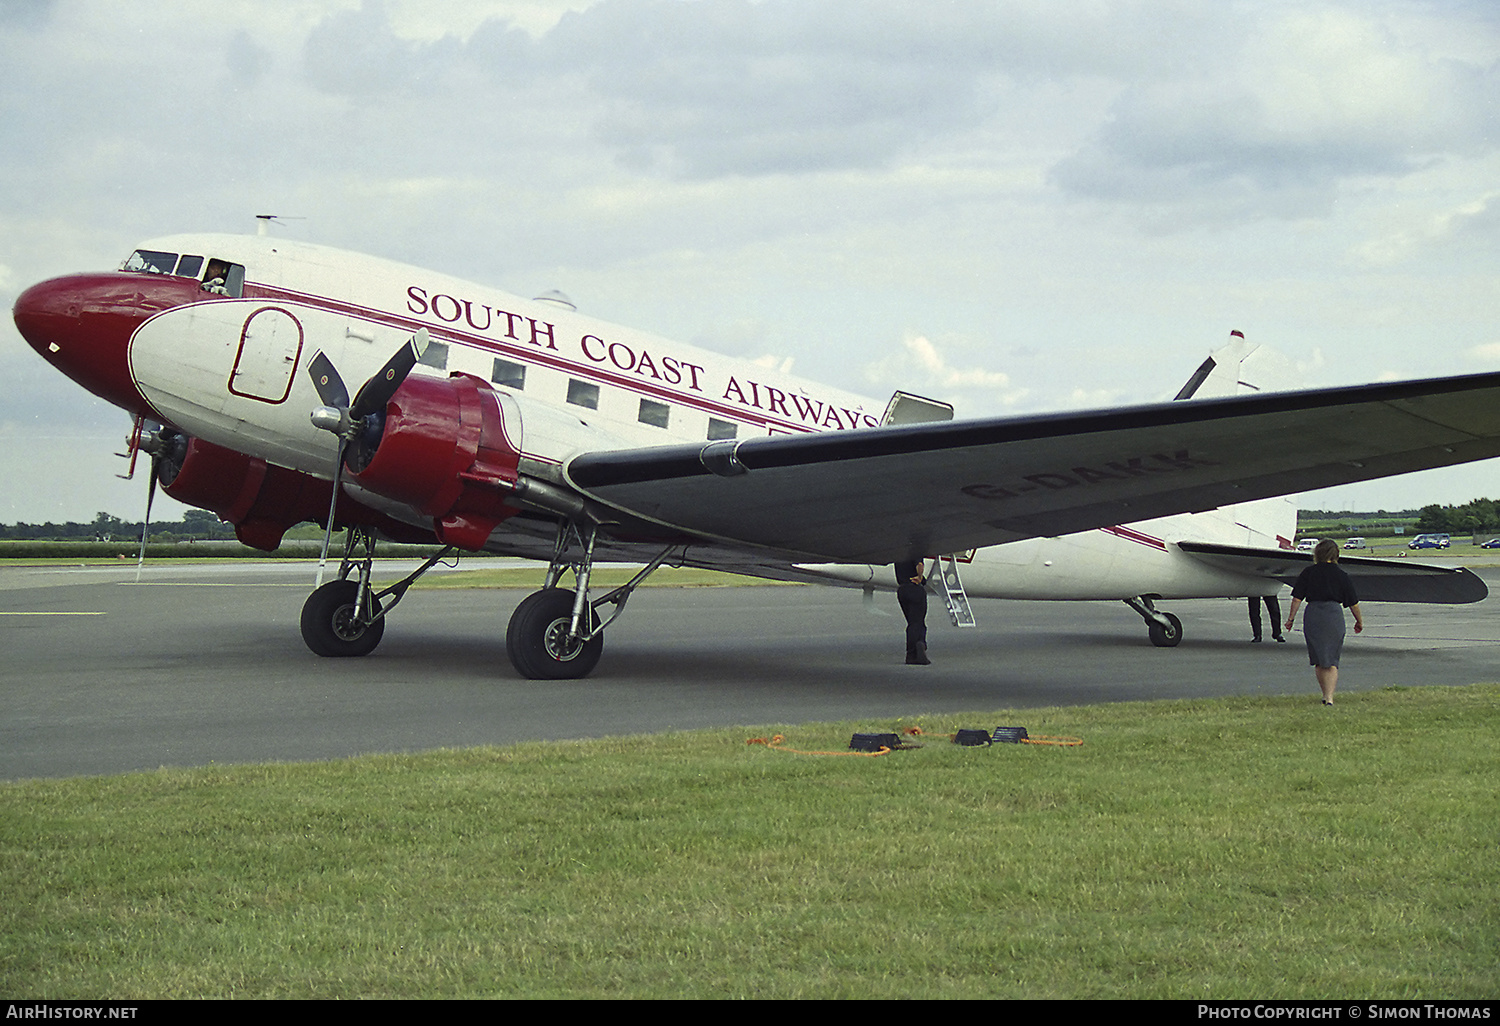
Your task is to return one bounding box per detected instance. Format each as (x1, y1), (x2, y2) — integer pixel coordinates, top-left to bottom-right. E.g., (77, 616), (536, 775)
(935, 554), (976, 628)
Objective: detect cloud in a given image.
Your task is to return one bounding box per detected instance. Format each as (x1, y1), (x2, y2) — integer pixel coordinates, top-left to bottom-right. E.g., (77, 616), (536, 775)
(226, 28), (273, 86)
(1352, 189), (1500, 265)
(1050, 5), (1500, 222)
(4, 0), (1500, 522)
(525, 0), (1003, 178)
(302, 0), (464, 97)
(1066, 387), (1127, 408)
(1437, 193), (1500, 244)
(865, 333), (1026, 412)
(0, 0), (56, 30)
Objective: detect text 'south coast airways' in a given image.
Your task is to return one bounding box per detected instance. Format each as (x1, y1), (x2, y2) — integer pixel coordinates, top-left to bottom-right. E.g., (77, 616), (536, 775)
(404, 283), (883, 432)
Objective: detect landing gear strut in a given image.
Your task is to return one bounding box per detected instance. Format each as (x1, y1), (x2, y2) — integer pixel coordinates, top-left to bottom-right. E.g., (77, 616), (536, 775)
(505, 520), (678, 680)
(299, 525), (453, 657)
(1124, 595), (1183, 648)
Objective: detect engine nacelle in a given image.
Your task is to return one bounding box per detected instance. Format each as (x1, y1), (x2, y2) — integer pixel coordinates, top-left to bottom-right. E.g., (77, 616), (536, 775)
(347, 373), (523, 550)
(160, 435), (432, 550)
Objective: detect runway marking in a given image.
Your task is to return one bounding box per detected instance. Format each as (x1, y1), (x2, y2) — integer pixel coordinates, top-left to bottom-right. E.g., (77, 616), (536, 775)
(118, 582), (309, 587)
(0, 611), (107, 616)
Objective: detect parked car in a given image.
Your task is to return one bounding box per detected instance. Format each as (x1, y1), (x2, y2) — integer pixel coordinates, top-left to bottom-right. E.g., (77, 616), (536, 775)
(1343, 537), (1367, 549)
(1409, 533), (1452, 549)
(1296, 538), (1319, 552)
(1480, 538), (1500, 549)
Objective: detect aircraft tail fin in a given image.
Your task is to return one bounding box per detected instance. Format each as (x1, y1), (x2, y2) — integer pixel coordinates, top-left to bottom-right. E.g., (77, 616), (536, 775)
(1174, 330), (1261, 400)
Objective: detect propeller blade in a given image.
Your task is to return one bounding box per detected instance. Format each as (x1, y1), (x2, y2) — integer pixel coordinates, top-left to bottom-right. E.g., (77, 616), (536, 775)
(135, 460), (158, 584)
(349, 329), (428, 420)
(307, 351), (350, 409)
(315, 439), (348, 589)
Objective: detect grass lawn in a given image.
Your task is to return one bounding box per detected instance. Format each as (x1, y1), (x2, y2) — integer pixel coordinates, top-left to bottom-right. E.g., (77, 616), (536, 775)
(2, 685), (1495, 999)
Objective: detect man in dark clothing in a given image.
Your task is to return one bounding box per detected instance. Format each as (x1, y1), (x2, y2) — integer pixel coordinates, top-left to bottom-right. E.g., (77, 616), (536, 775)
(1248, 594), (1286, 643)
(894, 560), (930, 665)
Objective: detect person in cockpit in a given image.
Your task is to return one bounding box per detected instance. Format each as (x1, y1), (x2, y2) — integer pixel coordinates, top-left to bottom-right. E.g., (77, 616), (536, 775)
(202, 259), (231, 295)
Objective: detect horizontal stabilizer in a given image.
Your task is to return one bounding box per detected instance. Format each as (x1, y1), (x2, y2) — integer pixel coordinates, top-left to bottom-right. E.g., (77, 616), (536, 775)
(1176, 542), (1488, 604)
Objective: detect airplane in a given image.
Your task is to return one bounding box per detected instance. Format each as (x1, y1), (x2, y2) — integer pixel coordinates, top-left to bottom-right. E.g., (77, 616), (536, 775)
(12, 230), (1500, 678)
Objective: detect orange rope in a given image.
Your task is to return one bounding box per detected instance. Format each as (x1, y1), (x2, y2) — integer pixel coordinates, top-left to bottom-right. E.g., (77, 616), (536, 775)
(746, 734), (892, 757)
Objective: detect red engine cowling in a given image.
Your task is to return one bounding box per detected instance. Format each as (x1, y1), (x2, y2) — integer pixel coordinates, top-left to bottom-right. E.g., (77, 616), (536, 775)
(161, 436), (433, 551)
(347, 372), (524, 550)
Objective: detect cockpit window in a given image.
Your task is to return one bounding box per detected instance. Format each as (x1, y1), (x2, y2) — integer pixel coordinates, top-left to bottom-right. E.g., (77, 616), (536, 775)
(123, 248), (245, 296)
(201, 259), (245, 298)
(122, 249), (178, 274)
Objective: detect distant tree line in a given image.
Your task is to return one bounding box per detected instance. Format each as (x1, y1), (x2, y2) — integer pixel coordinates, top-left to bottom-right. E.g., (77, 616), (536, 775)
(1414, 499), (1500, 535)
(5, 503), (1493, 542)
(0, 510), (235, 542)
(1298, 509), (1418, 520)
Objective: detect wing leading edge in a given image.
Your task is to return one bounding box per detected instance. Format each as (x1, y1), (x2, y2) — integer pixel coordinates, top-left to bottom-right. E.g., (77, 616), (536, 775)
(564, 370), (1500, 564)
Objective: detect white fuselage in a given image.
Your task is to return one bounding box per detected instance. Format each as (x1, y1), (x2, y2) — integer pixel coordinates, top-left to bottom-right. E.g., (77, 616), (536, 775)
(124, 232), (1293, 600)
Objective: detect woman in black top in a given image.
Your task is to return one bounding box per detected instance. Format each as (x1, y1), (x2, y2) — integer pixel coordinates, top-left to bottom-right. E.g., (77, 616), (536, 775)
(1284, 540), (1364, 706)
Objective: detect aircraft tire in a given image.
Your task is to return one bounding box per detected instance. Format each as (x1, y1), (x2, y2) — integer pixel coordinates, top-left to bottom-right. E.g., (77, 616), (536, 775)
(506, 587), (603, 680)
(1147, 612), (1183, 648)
(300, 579), (385, 657)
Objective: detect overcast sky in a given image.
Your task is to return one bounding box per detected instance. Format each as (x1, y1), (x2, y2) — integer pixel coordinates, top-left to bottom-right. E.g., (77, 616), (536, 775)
(3, 0), (1498, 524)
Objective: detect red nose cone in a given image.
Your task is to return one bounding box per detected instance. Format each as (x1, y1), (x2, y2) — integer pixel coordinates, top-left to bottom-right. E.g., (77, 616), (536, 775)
(13, 272), (200, 417)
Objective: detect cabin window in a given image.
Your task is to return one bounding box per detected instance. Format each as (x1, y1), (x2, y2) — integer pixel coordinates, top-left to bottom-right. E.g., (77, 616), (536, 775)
(419, 341), (449, 370)
(638, 398), (670, 428)
(567, 379), (599, 410)
(492, 359), (526, 389)
(707, 418), (738, 440)
(123, 250), (178, 275)
(175, 255), (204, 278)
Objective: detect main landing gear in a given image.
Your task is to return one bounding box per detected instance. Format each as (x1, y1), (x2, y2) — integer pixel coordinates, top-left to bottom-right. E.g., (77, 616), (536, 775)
(1123, 595), (1183, 648)
(299, 525), (454, 657)
(298, 520), (678, 680)
(505, 521), (678, 680)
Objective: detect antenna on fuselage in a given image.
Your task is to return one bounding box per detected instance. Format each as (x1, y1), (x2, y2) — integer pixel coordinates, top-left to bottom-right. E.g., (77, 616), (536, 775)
(533, 289), (577, 311)
(255, 214), (305, 236)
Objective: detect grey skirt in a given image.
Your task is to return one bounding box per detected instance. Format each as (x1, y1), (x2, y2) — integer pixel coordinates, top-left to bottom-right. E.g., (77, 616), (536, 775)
(1303, 601), (1347, 667)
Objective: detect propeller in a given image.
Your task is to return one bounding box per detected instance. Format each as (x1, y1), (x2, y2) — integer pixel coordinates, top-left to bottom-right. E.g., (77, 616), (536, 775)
(307, 329), (429, 585)
(127, 422), (186, 583)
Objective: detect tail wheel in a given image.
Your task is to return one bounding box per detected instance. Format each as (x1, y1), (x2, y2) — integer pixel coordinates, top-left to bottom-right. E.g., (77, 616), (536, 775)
(1147, 612), (1183, 648)
(506, 587), (603, 680)
(301, 579), (385, 657)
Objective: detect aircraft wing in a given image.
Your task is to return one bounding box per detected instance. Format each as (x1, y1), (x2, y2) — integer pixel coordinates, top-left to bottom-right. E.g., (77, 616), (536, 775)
(1175, 542), (1488, 604)
(564, 370), (1500, 564)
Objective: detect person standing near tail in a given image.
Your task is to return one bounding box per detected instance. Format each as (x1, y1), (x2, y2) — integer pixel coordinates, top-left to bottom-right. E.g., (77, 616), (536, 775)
(1285, 540), (1363, 706)
(1248, 594), (1286, 643)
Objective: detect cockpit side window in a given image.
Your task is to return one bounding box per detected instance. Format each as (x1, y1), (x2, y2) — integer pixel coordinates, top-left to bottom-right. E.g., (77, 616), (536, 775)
(201, 259), (245, 298)
(122, 249), (178, 274)
(175, 254), (204, 278)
